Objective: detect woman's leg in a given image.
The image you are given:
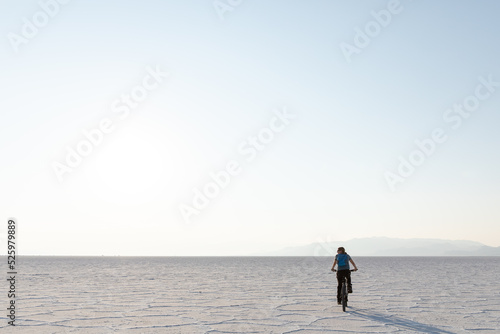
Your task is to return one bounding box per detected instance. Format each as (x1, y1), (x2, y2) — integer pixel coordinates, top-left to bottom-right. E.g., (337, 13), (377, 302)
(347, 270), (352, 293)
(336, 272), (342, 302)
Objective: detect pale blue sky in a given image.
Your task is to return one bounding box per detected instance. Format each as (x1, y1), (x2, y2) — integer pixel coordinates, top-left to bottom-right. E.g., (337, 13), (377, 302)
(1, 0), (499, 255)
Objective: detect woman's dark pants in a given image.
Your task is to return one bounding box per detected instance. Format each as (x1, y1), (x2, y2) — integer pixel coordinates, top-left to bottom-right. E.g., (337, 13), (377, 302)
(336, 269), (352, 302)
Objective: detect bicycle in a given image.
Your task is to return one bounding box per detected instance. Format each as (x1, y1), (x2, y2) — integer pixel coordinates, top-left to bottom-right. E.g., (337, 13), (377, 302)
(333, 269), (356, 312)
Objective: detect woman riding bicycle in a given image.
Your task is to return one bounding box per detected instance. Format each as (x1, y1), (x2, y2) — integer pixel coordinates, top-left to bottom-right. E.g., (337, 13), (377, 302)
(331, 247), (358, 305)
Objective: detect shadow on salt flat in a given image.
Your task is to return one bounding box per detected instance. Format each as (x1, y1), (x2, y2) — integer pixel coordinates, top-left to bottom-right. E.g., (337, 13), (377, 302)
(348, 307), (455, 334)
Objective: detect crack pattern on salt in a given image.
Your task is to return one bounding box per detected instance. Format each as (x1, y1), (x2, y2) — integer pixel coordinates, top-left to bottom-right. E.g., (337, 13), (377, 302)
(2, 256), (499, 334)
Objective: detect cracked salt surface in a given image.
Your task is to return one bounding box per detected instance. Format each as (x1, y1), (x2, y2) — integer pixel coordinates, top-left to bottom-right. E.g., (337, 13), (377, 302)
(2, 256), (499, 333)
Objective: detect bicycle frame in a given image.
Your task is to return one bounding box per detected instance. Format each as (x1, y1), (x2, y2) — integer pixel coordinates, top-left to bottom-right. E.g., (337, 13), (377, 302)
(337, 269), (356, 312)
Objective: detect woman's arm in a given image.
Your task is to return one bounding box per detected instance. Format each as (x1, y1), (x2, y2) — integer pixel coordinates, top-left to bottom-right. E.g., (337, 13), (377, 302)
(349, 259), (358, 271)
(331, 259), (337, 271)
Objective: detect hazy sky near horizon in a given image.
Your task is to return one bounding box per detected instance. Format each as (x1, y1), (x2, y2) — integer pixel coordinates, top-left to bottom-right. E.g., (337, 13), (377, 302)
(1, 0), (499, 255)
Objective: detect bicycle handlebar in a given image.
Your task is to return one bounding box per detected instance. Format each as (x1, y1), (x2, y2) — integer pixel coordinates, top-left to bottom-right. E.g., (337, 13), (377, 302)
(331, 269), (358, 272)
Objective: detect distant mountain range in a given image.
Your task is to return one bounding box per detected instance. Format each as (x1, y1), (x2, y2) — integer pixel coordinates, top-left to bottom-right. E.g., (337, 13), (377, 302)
(257, 237), (500, 256)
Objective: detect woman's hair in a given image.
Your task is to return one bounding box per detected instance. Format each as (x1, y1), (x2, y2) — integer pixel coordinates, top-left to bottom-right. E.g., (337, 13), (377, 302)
(338, 247), (346, 254)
